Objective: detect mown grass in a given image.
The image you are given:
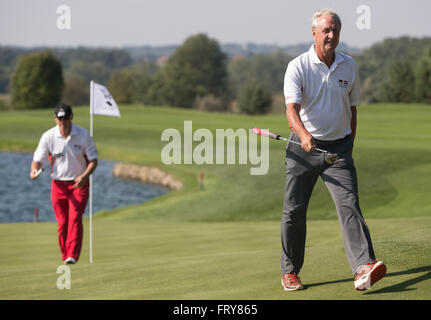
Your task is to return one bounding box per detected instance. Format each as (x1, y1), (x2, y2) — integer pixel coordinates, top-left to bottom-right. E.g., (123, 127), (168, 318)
(0, 103), (430, 299)
(0, 217), (429, 299)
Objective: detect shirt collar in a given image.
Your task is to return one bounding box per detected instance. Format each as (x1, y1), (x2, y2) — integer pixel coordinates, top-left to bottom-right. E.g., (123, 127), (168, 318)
(55, 123), (77, 138)
(309, 44), (345, 65)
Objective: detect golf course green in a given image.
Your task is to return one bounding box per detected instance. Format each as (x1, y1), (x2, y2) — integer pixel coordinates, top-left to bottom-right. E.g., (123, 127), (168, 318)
(0, 104), (430, 300)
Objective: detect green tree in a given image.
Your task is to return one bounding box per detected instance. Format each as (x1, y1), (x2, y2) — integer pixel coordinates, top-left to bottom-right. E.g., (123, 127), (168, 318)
(414, 46), (431, 103)
(107, 69), (135, 104)
(377, 58), (415, 102)
(11, 50), (64, 109)
(145, 73), (168, 106)
(161, 33), (229, 108)
(0, 66), (11, 93)
(237, 80), (272, 114)
(107, 68), (154, 105)
(356, 36), (431, 103)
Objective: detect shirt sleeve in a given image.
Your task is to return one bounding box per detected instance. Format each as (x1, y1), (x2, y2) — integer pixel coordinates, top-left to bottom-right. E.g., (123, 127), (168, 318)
(84, 132), (98, 161)
(33, 131), (50, 163)
(284, 60), (303, 105)
(349, 62), (361, 106)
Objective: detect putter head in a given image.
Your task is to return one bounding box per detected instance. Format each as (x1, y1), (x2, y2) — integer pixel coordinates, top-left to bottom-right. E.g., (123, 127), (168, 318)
(324, 153), (339, 165)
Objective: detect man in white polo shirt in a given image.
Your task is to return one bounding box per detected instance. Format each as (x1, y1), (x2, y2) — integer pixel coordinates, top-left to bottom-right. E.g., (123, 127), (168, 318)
(280, 9), (386, 292)
(30, 103), (98, 265)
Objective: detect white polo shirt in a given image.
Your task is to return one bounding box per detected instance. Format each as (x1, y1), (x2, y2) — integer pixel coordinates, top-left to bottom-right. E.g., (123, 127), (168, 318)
(284, 45), (361, 140)
(33, 123), (98, 181)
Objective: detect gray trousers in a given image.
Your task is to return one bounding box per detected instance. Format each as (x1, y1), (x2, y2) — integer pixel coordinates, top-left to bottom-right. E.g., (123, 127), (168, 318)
(280, 132), (375, 275)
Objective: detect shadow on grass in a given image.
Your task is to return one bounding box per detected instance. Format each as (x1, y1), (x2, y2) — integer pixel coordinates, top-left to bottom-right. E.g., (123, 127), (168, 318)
(364, 266), (431, 295)
(305, 265), (431, 294)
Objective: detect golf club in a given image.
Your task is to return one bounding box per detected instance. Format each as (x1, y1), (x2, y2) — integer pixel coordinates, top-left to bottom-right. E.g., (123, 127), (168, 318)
(252, 128), (339, 164)
(33, 152), (64, 179)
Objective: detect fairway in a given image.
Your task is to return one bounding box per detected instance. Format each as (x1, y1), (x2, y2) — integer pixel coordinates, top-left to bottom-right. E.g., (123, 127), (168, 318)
(0, 104), (430, 299)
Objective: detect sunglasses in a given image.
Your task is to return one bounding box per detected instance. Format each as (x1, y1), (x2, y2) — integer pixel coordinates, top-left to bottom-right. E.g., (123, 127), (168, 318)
(56, 115), (70, 121)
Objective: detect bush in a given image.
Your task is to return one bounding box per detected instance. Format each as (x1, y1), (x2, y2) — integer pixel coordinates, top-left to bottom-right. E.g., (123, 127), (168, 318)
(193, 94), (229, 112)
(237, 80), (272, 114)
(11, 50), (63, 109)
(0, 95), (11, 110)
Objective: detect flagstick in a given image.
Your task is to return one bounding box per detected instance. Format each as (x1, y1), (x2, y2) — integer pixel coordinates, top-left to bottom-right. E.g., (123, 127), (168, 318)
(89, 80), (94, 264)
(88, 80), (120, 264)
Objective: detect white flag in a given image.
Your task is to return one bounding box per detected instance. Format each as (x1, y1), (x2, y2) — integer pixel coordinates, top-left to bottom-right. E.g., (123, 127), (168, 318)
(90, 81), (120, 117)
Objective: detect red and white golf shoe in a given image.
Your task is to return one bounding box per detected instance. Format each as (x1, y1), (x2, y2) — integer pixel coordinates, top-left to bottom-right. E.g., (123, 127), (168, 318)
(281, 273), (304, 291)
(354, 260), (386, 291)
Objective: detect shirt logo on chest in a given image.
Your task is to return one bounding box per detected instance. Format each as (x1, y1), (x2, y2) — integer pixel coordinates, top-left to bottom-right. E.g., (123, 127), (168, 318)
(73, 144), (82, 151)
(338, 79), (348, 88)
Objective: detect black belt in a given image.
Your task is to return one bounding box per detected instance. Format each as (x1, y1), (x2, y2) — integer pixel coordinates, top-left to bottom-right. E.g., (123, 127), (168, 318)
(314, 135), (349, 146)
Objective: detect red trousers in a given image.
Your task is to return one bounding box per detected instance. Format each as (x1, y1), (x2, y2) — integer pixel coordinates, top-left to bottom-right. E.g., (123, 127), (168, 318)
(51, 179), (89, 262)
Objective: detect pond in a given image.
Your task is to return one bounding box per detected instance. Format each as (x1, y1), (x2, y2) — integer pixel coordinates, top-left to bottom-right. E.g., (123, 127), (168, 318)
(0, 152), (168, 223)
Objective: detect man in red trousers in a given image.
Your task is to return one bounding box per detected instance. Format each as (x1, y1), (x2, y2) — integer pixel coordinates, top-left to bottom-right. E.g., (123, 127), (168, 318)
(30, 103), (98, 264)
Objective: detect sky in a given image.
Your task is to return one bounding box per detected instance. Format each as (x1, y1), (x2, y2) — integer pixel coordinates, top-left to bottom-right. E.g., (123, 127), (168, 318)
(0, 0), (430, 49)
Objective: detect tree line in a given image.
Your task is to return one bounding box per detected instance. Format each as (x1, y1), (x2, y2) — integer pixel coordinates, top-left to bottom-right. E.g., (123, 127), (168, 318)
(1, 34), (430, 113)
(355, 36), (431, 104)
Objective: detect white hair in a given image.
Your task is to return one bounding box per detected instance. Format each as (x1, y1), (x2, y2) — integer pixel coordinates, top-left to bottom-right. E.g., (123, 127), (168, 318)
(311, 8), (342, 29)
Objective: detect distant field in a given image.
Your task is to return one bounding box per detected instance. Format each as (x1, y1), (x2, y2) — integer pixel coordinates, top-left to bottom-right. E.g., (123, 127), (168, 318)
(0, 104), (430, 299)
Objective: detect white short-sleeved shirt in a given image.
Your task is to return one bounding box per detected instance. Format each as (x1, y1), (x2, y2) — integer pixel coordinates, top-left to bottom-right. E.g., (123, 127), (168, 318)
(33, 123), (98, 181)
(284, 45), (361, 140)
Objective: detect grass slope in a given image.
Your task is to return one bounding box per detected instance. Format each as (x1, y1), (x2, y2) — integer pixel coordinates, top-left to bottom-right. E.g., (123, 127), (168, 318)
(0, 104), (430, 299)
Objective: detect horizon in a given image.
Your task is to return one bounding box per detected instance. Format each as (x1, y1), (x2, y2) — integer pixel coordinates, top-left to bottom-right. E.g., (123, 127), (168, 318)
(1, 0), (430, 50)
